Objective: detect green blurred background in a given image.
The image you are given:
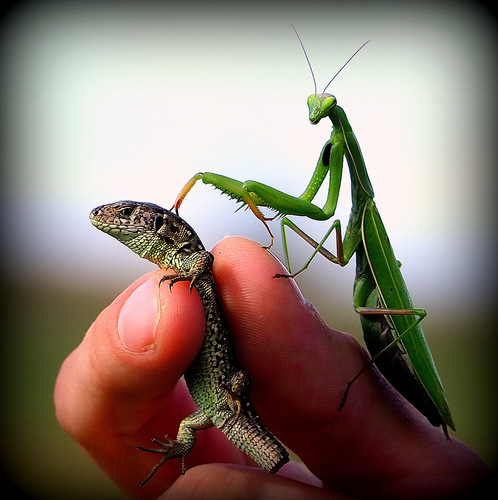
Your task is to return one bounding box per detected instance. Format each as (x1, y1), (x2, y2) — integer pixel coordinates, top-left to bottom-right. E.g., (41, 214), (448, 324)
(1, 1), (496, 497)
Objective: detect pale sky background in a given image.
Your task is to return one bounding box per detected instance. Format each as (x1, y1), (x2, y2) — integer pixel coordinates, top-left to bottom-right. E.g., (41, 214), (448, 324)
(3, 2), (495, 321)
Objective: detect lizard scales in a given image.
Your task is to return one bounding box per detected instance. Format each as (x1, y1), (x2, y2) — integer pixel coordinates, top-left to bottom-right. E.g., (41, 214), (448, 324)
(90, 201), (289, 485)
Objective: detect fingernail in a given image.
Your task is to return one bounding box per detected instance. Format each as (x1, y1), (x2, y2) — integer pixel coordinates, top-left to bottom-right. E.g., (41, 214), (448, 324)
(118, 278), (160, 352)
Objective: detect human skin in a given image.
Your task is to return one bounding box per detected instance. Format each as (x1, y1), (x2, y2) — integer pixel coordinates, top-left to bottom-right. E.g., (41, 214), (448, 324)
(54, 237), (490, 499)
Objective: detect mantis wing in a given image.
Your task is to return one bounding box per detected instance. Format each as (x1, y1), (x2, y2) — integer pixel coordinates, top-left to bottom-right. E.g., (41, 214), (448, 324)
(360, 201), (455, 432)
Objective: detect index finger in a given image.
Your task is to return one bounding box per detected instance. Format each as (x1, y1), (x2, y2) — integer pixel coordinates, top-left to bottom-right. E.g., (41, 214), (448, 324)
(210, 237), (489, 499)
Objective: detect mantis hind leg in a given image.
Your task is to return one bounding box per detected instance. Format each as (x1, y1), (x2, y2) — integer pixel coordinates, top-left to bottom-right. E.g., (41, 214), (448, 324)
(356, 305), (427, 361)
(338, 306), (427, 411)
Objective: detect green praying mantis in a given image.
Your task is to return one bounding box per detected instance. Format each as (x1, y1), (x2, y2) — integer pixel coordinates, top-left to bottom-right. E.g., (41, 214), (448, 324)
(172, 31), (455, 436)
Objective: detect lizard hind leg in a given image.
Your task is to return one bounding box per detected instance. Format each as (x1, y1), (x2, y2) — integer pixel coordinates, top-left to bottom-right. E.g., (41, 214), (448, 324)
(220, 369), (251, 433)
(137, 410), (214, 487)
(137, 435), (181, 487)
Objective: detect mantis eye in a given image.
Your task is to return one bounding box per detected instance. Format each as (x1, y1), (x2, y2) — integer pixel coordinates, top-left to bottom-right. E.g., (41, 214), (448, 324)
(322, 95), (337, 111)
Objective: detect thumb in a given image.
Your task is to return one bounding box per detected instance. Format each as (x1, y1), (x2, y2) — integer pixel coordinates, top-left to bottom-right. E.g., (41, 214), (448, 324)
(54, 270), (205, 497)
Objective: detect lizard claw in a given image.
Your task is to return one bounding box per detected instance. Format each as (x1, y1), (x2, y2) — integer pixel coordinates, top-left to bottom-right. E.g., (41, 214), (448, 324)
(137, 435), (187, 486)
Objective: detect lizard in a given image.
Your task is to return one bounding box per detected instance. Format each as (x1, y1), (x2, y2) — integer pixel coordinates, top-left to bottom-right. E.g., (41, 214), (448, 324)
(89, 201), (290, 487)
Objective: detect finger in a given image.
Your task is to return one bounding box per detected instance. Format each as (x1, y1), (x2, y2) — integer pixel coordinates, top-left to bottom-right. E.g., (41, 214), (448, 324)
(211, 236), (377, 429)
(160, 464), (351, 500)
(55, 270), (208, 497)
(210, 237), (489, 498)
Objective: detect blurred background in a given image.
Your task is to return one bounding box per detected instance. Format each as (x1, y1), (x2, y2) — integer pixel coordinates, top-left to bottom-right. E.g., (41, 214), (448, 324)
(1, 1), (496, 497)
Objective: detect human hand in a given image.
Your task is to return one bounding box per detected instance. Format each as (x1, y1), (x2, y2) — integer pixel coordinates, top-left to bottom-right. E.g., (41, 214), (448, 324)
(55, 237), (490, 499)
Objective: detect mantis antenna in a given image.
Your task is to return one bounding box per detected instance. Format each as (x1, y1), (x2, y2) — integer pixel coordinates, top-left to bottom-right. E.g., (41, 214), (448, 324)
(291, 24), (370, 94)
(291, 24), (317, 95)
(322, 40), (370, 93)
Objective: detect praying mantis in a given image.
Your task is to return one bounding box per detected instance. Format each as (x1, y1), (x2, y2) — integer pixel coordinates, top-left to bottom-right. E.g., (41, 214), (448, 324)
(172, 32), (455, 436)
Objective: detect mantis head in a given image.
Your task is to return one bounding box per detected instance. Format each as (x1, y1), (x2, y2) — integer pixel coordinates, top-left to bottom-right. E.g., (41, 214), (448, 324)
(307, 93), (337, 124)
(291, 25), (369, 126)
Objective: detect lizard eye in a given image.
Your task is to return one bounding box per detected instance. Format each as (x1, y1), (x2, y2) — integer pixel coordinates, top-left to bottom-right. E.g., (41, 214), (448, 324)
(119, 206), (134, 217)
(154, 214), (164, 232)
